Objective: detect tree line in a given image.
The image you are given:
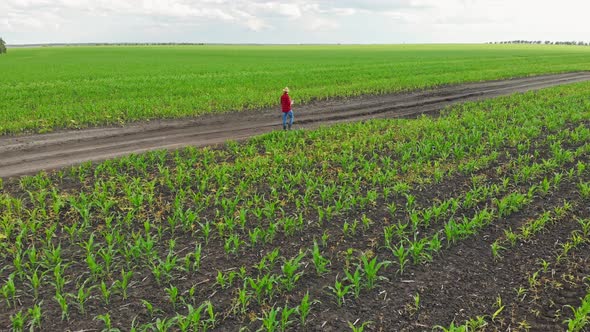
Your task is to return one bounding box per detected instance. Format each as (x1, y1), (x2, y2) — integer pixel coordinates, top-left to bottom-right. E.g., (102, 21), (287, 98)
(0, 38), (6, 54)
(488, 40), (590, 46)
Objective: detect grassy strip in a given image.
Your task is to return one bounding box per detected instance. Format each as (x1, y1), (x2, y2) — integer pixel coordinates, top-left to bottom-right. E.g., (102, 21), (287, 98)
(2, 44), (590, 133)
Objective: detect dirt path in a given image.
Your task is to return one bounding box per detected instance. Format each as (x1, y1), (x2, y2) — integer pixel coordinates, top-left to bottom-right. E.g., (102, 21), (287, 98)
(1, 72), (590, 178)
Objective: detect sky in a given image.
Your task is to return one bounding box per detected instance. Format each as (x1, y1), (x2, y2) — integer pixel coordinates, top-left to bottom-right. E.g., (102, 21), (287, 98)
(1, 0), (590, 45)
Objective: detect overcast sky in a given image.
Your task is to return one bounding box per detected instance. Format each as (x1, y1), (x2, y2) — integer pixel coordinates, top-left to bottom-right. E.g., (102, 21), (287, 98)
(2, 0), (590, 44)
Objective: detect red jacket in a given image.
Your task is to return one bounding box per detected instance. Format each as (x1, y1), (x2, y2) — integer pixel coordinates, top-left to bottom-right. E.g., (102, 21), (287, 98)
(281, 92), (292, 113)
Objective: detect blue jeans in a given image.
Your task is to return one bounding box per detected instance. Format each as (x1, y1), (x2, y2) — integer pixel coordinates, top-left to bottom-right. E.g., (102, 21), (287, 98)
(282, 110), (294, 128)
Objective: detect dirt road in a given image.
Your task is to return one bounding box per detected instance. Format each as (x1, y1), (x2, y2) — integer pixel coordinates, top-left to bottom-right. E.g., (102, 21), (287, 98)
(2, 72), (590, 178)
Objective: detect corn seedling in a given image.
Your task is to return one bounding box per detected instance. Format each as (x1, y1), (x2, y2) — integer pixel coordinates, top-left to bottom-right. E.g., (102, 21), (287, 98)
(328, 277), (351, 307)
(360, 254), (391, 289)
(232, 286), (251, 315)
(280, 250), (306, 291)
(100, 280), (112, 305)
(466, 315), (488, 330)
(152, 317), (177, 332)
(73, 282), (92, 314)
(297, 291), (317, 327)
(113, 269), (133, 300)
(391, 243), (410, 275)
(312, 241), (330, 275)
(10, 309), (26, 332)
(344, 266), (363, 299)
(258, 306), (280, 332)
(54, 292), (69, 321)
(491, 240), (505, 260)
(347, 320), (372, 332)
(2, 273), (17, 307)
(166, 285), (180, 309)
(28, 302), (42, 330)
(248, 274), (278, 305)
(433, 321), (468, 332)
(280, 305), (297, 331)
(563, 292), (590, 332)
(95, 313), (121, 332)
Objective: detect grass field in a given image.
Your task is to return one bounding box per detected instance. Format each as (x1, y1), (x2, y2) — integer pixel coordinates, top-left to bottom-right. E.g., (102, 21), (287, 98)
(1, 81), (590, 331)
(2, 44), (590, 134)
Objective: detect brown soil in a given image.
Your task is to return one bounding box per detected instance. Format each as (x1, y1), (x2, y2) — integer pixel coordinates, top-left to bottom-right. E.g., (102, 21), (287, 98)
(1, 72), (590, 178)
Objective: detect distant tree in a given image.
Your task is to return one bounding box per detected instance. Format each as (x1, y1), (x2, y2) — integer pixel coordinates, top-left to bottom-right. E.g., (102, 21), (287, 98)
(0, 37), (6, 54)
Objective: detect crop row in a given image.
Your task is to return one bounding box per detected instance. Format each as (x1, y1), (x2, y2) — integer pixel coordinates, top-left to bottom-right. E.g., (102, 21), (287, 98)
(434, 208), (590, 331)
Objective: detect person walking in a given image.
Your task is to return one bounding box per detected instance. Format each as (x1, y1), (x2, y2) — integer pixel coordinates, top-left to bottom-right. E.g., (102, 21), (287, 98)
(281, 87), (294, 130)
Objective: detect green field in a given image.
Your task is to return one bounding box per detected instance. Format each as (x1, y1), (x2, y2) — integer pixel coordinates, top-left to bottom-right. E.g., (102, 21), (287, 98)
(2, 44), (590, 134)
(2, 81), (590, 330)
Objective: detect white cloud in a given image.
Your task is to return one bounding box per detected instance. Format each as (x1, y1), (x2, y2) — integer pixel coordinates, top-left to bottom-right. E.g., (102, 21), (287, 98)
(304, 17), (340, 31)
(1, 0), (590, 44)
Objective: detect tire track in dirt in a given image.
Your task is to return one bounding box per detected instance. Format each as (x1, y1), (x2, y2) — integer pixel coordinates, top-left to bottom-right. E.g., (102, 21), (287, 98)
(1, 72), (590, 178)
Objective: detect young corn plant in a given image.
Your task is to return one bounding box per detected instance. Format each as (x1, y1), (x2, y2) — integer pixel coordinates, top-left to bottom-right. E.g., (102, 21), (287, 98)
(492, 296), (505, 323)
(100, 280), (112, 305)
(113, 269), (133, 300)
(563, 292), (590, 332)
(72, 282), (92, 315)
(280, 305), (297, 332)
(248, 274), (278, 305)
(344, 266), (363, 299)
(490, 240), (505, 260)
(348, 320), (372, 332)
(297, 291), (317, 327)
(224, 233), (243, 255)
(578, 218), (590, 238)
(578, 182), (590, 200)
(52, 263), (67, 295)
(183, 243), (202, 272)
(383, 225), (395, 249)
(231, 286), (251, 316)
(391, 243), (410, 275)
(259, 306), (280, 332)
(2, 273), (17, 307)
(54, 292), (69, 321)
(28, 303), (42, 330)
(408, 237), (432, 264)
(215, 270), (228, 289)
(199, 221), (212, 245)
(10, 309), (26, 332)
(141, 299), (157, 318)
(328, 277), (351, 307)
(466, 315), (488, 330)
(95, 313), (121, 332)
(249, 227), (265, 247)
(312, 241), (330, 276)
(166, 285), (180, 309)
(405, 293), (420, 317)
(504, 228), (518, 247)
(360, 254), (391, 289)
(199, 300), (217, 330)
(280, 250), (306, 291)
(433, 321), (469, 332)
(152, 317), (177, 332)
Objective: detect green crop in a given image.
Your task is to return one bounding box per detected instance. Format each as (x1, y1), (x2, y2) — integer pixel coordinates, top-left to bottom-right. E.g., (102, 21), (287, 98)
(3, 80), (590, 330)
(2, 44), (590, 134)
(564, 292), (590, 332)
(328, 277), (351, 307)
